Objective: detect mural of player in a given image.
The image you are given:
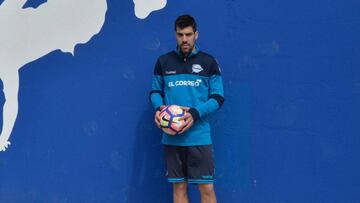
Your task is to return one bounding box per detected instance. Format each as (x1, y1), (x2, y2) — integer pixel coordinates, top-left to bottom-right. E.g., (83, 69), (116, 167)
(0, 0), (167, 151)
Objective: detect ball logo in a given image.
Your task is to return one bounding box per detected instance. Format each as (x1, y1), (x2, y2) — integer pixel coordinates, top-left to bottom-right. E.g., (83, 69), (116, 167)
(161, 115), (171, 122)
(192, 64), (203, 73)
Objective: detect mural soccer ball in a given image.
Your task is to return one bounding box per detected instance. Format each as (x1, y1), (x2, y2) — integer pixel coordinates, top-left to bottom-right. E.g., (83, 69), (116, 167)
(159, 105), (186, 135)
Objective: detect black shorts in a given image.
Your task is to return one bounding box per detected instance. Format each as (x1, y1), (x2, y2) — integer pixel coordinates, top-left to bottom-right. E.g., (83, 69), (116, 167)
(164, 144), (215, 184)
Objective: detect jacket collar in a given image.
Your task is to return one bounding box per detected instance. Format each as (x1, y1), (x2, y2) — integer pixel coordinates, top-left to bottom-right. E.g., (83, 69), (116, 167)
(175, 45), (199, 60)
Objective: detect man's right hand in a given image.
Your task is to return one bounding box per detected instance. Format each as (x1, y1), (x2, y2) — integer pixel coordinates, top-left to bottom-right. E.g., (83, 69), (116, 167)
(154, 105), (166, 128)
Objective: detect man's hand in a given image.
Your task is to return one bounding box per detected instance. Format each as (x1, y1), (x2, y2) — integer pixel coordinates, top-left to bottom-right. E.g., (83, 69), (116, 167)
(178, 109), (194, 134)
(154, 105), (166, 128)
(179, 106), (190, 112)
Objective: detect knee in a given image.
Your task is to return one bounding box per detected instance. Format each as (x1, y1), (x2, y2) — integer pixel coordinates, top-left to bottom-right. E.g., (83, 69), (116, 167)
(173, 182), (188, 194)
(198, 184), (215, 196)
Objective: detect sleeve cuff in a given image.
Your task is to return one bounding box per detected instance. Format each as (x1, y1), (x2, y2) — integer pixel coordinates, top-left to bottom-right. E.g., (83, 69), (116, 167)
(209, 94), (225, 108)
(156, 106), (162, 112)
(188, 108), (200, 122)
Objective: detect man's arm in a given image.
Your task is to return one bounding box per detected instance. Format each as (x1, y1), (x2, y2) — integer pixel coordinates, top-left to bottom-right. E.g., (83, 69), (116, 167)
(179, 59), (224, 133)
(149, 59), (165, 127)
(149, 59), (164, 111)
(190, 58), (225, 122)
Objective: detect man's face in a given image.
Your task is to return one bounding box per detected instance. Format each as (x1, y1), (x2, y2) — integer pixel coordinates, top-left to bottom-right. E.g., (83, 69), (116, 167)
(175, 26), (198, 55)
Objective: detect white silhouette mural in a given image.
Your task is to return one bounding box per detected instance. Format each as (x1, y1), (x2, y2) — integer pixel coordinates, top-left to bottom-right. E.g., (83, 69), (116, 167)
(134, 0), (167, 19)
(0, 0), (167, 151)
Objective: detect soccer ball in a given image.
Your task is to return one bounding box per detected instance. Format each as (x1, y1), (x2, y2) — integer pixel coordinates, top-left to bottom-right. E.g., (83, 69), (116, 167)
(159, 105), (186, 135)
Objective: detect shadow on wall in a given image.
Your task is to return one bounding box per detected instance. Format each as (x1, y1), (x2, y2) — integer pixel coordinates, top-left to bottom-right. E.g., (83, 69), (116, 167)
(128, 105), (172, 203)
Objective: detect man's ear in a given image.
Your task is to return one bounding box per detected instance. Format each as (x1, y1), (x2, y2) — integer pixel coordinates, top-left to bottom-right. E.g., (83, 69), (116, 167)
(195, 31), (199, 40)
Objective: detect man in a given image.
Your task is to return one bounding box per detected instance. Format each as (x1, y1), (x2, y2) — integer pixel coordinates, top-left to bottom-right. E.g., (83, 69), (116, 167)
(149, 14), (224, 203)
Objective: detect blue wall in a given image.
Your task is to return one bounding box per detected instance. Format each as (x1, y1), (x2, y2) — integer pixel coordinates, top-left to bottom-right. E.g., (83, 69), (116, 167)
(1, 0), (360, 202)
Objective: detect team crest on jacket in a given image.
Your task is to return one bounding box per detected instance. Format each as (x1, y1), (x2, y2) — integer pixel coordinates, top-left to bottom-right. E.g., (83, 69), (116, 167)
(192, 64), (203, 73)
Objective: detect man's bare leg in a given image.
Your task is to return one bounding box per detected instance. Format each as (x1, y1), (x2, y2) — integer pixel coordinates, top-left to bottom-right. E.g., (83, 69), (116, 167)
(198, 183), (217, 203)
(173, 182), (189, 203)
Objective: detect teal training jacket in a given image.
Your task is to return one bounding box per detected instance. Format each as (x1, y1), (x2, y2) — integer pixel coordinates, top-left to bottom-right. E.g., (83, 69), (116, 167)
(150, 47), (224, 146)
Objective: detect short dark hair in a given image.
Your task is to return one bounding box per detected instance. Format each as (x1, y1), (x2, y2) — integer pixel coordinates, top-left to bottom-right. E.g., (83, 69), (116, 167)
(175, 14), (197, 32)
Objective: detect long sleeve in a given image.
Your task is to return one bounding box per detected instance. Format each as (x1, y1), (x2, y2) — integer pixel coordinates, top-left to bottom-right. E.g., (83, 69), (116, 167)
(149, 59), (164, 111)
(190, 59), (224, 121)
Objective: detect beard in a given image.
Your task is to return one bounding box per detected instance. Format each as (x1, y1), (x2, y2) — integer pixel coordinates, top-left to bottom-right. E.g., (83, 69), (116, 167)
(179, 42), (194, 55)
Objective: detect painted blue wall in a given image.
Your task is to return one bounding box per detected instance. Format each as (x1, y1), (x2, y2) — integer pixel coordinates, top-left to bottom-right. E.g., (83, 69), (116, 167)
(1, 0), (360, 202)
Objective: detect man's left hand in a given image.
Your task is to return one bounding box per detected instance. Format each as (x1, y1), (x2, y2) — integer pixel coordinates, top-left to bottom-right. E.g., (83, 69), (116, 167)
(178, 111), (194, 134)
